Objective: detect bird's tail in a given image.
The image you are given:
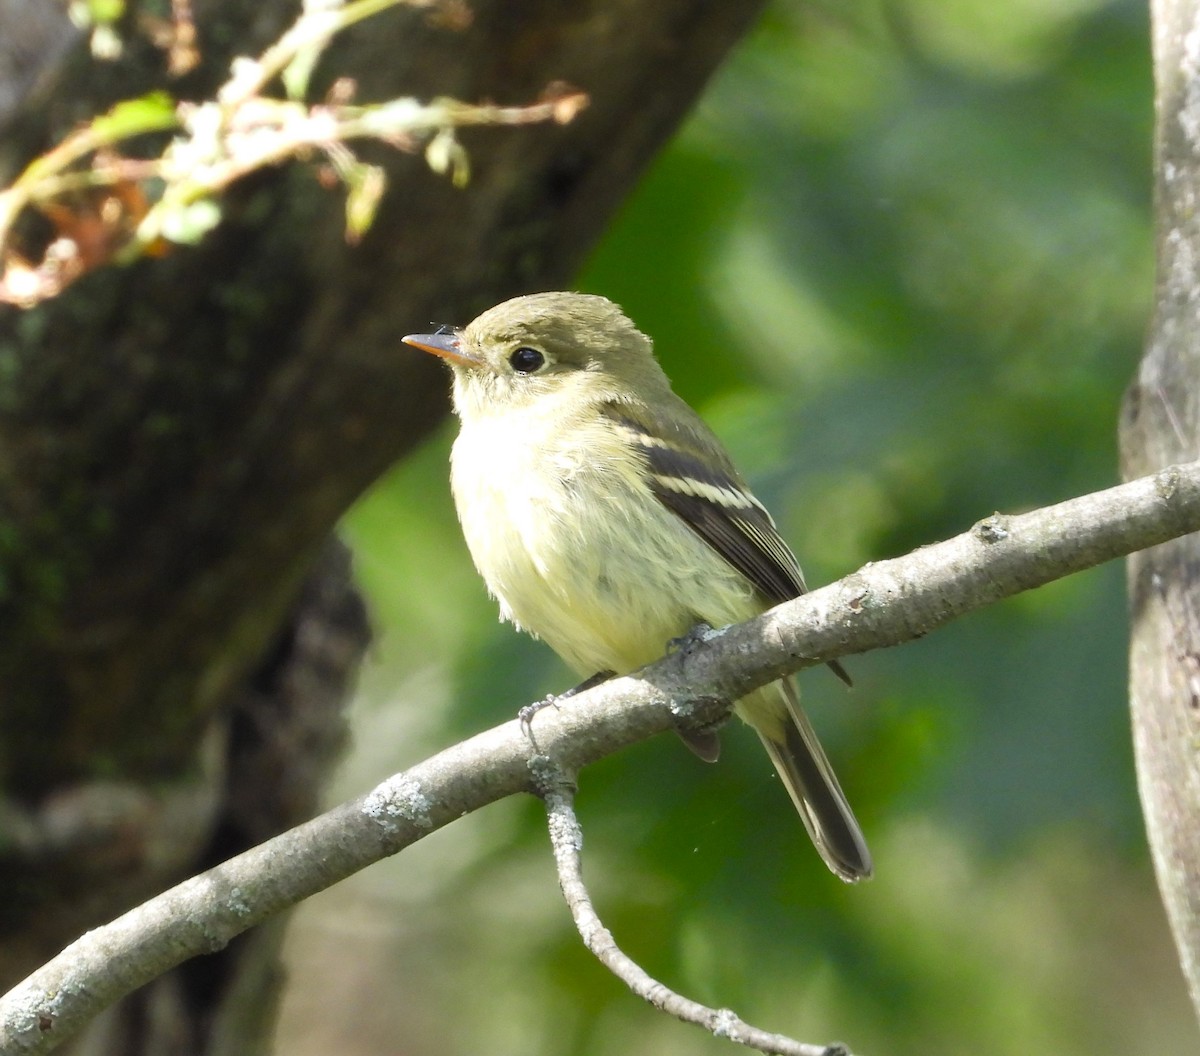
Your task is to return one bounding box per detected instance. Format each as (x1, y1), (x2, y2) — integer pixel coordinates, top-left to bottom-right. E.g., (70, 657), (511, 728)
(742, 681), (872, 883)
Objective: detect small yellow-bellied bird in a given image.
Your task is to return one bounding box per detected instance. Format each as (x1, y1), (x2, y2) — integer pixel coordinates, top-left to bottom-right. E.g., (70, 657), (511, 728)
(403, 292), (871, 882)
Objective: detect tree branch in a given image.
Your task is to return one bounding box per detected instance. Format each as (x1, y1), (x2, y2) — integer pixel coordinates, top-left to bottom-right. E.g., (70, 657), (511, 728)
(541, 778), (851, 1056)
(3, 460), (1200, 1054)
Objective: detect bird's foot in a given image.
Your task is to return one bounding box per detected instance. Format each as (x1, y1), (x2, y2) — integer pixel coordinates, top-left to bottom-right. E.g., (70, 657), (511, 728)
(667, 621), (717, 655)
(518, 670), (616, 742)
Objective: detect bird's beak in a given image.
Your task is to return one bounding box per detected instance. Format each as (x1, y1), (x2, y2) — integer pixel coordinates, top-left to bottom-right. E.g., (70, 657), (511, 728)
(402, 331), (480, 368)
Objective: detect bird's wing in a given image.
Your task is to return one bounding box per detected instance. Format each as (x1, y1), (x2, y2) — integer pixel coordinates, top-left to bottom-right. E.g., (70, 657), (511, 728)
(605, 405), (806, 604)
(605, 404), (851, 687)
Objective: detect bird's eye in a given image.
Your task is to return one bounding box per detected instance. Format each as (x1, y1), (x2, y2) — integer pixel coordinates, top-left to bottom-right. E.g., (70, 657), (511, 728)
(509, 347), (545, 374)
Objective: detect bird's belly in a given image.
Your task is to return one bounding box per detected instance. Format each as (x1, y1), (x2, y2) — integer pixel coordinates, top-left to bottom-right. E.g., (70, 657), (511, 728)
(451, 419), (755, 677)
(499, 529), (699, 676)
(465, 482), (698, 674)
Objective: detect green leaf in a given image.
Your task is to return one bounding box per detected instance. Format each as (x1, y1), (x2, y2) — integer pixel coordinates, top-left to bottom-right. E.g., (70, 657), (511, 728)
(282, 44), (324, 102)
(158, 198), (222, 244)
(87, 0), (125, 23)
(344, 163), (386, 243)
(424, 129), (470, 189)
(91, 92), (179, 143)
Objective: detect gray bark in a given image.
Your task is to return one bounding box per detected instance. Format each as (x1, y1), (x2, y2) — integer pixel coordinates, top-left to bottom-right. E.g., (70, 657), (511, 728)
(1121, 0), (1200, 1024)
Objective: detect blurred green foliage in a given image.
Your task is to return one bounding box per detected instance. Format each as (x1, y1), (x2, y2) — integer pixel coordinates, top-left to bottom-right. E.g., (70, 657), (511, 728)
(279, 1), (1198, 1054)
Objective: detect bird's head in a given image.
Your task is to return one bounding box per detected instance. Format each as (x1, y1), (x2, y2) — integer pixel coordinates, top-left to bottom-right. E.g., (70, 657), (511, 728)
(403, 292), (670, 418)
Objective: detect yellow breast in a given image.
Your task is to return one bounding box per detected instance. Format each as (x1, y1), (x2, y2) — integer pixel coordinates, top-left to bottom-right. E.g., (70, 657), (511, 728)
(449, 402), (757, 677)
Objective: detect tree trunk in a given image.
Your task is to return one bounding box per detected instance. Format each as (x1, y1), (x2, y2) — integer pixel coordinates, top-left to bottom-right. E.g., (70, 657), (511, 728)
(1120, 0), (1200, 1024)
(0, 0), (768, 1050)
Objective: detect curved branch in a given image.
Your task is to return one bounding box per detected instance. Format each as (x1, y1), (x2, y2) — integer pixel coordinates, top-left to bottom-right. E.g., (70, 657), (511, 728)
(3, 460), (1200, 1054)
(541, 778), (851, 1056)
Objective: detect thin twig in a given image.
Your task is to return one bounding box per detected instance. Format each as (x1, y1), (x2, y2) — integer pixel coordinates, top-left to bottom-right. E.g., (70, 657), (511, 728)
(541, 778), (853, 1056)
(218, 0), (433, 109)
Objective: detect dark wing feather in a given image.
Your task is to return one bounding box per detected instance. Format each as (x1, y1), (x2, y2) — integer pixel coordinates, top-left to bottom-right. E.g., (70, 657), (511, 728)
(604, 405), (804, 603)
(652, 458), (803, 605)
(605, 404), (852, 687)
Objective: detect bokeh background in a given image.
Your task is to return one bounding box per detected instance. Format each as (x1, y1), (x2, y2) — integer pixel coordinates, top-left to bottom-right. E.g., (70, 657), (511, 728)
(273, 1), (1198, 1053)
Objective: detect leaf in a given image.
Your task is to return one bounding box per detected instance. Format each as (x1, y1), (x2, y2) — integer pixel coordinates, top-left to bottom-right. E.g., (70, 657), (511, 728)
(282, 43), (325, 102)
(87, 0), (125, 24)
(157, 198), (222, 244)
(91, 92), (179, 143)
(424, 129), (470, 189)
(344, 163), (386, 244)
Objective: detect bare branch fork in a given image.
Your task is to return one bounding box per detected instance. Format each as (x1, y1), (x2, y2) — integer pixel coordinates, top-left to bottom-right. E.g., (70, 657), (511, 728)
(2, 460), (1199, 1055)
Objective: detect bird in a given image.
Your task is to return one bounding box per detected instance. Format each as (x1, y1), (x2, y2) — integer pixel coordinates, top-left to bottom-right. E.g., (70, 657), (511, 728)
(403, 292), (871, 882)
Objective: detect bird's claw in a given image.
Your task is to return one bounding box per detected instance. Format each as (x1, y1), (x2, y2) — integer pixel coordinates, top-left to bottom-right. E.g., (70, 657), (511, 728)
(668, 621), (715, 655)
(518, 694), (561, 744)
(517, 670), (616, 746)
